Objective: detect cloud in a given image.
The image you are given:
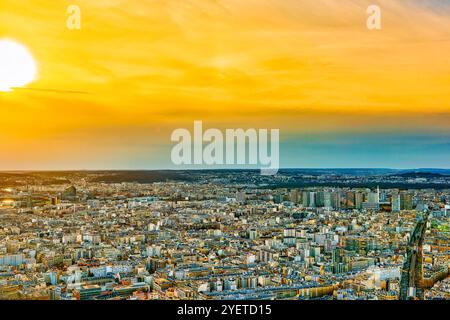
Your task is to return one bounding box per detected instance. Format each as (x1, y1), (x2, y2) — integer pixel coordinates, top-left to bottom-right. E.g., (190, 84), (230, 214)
(1, 0), (449, 169)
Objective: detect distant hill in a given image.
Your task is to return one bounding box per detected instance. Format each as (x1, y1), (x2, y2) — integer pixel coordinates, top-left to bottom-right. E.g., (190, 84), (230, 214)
(1, 169), (449, 188)
(89, 170), (192, 183)
(396, 168), (450, 175)
(390, 171), (448, 178)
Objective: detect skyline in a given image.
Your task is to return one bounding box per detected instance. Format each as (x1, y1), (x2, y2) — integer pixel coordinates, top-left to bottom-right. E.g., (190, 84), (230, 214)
(0, 2), (449, 304)
(0, 169), (448, 301)
(1, 167), (450, 173)
(1, 0), (450, 170)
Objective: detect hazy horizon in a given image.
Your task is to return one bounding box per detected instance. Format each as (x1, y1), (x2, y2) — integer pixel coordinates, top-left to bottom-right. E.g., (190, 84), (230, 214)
(1, 167), (450, 172)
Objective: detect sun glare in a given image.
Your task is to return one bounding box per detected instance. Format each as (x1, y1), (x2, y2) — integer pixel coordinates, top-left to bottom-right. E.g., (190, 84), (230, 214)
(0, 39), (37, 92)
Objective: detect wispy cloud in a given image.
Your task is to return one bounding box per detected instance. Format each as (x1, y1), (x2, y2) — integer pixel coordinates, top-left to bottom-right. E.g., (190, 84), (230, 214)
(0, 0), (449, 169)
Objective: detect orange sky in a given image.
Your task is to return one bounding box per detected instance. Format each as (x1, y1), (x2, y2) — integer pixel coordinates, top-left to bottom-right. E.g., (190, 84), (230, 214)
(0, 0), (450, 169)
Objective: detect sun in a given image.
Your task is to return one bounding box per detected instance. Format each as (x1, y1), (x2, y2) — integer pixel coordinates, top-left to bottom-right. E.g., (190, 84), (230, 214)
(0, 39), (37, 92)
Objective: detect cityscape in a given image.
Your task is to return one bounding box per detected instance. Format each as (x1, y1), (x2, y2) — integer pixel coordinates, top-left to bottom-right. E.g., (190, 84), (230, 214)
(1, 0), (450, 310)
(0, 169), (448, 300)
